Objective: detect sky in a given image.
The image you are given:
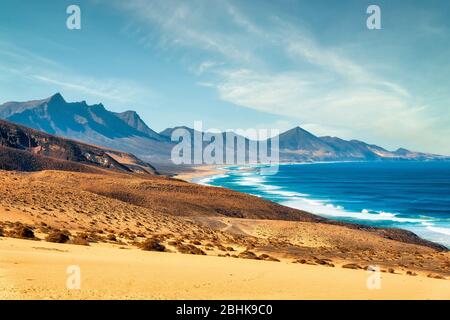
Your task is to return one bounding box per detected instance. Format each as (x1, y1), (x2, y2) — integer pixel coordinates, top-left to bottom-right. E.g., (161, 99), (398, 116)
(0, 0), (449, 154)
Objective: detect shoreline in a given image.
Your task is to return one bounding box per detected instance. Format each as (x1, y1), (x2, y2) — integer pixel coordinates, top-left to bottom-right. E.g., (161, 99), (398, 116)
(174, 165), (226, 182)
(183, 163), (449, 250)
(0, 168), (448, 300)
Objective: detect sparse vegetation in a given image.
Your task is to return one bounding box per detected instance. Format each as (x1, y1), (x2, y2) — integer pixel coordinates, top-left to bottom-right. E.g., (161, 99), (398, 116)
(10, 224), (35, 239)
(238, 250), (260, 260)
(45, 230), (71, 243)
(69, 235), (90, 246)
(176, 244), (206, 255)
(141, 238), (166, 252)
(258, 253), (280, 262)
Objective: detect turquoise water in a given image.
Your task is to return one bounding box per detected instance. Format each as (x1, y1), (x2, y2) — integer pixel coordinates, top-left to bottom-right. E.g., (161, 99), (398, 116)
(198, 161), (450, 248)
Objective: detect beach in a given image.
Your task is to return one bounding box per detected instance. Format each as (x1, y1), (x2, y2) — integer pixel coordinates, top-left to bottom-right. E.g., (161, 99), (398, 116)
(1, 237), (449, 300)
(174, 165), (225, 182)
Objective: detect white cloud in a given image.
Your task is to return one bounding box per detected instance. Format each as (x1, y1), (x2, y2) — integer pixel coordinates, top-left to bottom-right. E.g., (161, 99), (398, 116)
(0, 41), (154, 107)
(113, 1), (449, 153)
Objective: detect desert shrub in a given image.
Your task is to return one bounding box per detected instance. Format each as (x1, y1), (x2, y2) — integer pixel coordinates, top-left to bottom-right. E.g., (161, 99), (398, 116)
(258, 253), (280, 262)
(238, 250), (260, 260)
(215, 244), (227, 251)
(176, 244), (206, 255)
(45, 230), (71, 243)
(141, 238), (166, 252)
(106, 234), (117, 242)
(73, 232), (100, 243)
(70, 235), (90, 246)
(12, 224), (35, 239)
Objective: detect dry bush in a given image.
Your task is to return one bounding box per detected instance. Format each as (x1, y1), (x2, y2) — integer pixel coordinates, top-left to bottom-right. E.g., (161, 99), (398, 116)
(69, 235), (90, 246)
(258, 253), (280, 262)
(176, 244), (206, 255)
(106, 234), (117, 242)
(45, 230), (71, 243)
(238, 250), (260, 260)
(74, 232), (100, 243)
(141, 238), (166, 252)
(10, 224), (35, 239)
(215, 243), (227, 251)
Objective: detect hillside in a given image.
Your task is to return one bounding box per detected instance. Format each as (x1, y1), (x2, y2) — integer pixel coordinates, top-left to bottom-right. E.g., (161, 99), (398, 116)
(0, 119), (157, 175)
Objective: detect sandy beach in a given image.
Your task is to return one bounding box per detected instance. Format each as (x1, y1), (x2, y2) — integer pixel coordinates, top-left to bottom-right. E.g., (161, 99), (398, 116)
(1, 237), (449, 300)
(174, 165), (225, 182)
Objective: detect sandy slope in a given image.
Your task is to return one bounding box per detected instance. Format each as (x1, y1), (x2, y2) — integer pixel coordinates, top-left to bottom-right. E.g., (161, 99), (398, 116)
(1, 237), (448, 300)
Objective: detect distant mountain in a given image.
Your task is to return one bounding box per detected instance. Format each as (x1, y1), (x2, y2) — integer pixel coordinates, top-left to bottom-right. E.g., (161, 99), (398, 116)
(0, 119), (157, 174)
(162, 125), (446, 162)
(277, 127), (445, 162)
(0, 93), (173, 164)
(113, 110), (163, 141)
(1, 94), (446, 167)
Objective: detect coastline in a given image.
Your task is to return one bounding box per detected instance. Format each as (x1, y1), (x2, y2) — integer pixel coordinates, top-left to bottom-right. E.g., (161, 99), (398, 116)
(187, 163), (450, 249)
(174, 165), (226, 182)
(1, 168), (448, 300)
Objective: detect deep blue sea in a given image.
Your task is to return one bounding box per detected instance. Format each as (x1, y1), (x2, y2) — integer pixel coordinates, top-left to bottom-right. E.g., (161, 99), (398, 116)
(197, 161), (450, 248)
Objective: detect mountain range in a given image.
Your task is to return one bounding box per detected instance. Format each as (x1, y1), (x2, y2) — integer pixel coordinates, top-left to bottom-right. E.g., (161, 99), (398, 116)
(0, 119), (157, 174)
(0, 93), (446, 169)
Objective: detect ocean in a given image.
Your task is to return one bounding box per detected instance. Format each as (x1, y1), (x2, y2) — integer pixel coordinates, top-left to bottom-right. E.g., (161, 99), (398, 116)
(196, 161), (450, 248)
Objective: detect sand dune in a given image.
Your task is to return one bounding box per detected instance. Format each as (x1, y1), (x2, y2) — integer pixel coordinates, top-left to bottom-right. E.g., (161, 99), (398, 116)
(1, 238), (448, 300)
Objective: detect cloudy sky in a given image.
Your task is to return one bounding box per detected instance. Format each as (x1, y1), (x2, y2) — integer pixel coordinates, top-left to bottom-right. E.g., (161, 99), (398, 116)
(0, 0), (449, 154)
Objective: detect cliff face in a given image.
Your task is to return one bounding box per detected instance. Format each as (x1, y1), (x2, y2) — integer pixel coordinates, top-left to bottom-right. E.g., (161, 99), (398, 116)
(0, 119), (158, 175)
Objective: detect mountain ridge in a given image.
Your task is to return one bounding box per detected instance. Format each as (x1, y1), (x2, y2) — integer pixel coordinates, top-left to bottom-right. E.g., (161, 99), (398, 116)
(1, 93), (447, 165)
(0, 118), (158, 175)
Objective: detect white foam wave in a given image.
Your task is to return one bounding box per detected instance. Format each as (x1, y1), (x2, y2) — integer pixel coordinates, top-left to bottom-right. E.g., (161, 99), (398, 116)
(281, 198), (426, 223)
(197, 174), (229, 186)
(205, 167), (450, 248)
(426, 226), (450, 236)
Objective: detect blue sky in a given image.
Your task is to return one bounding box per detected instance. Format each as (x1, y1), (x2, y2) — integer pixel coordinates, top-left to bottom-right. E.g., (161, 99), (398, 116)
(0, 0), (449, 154)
